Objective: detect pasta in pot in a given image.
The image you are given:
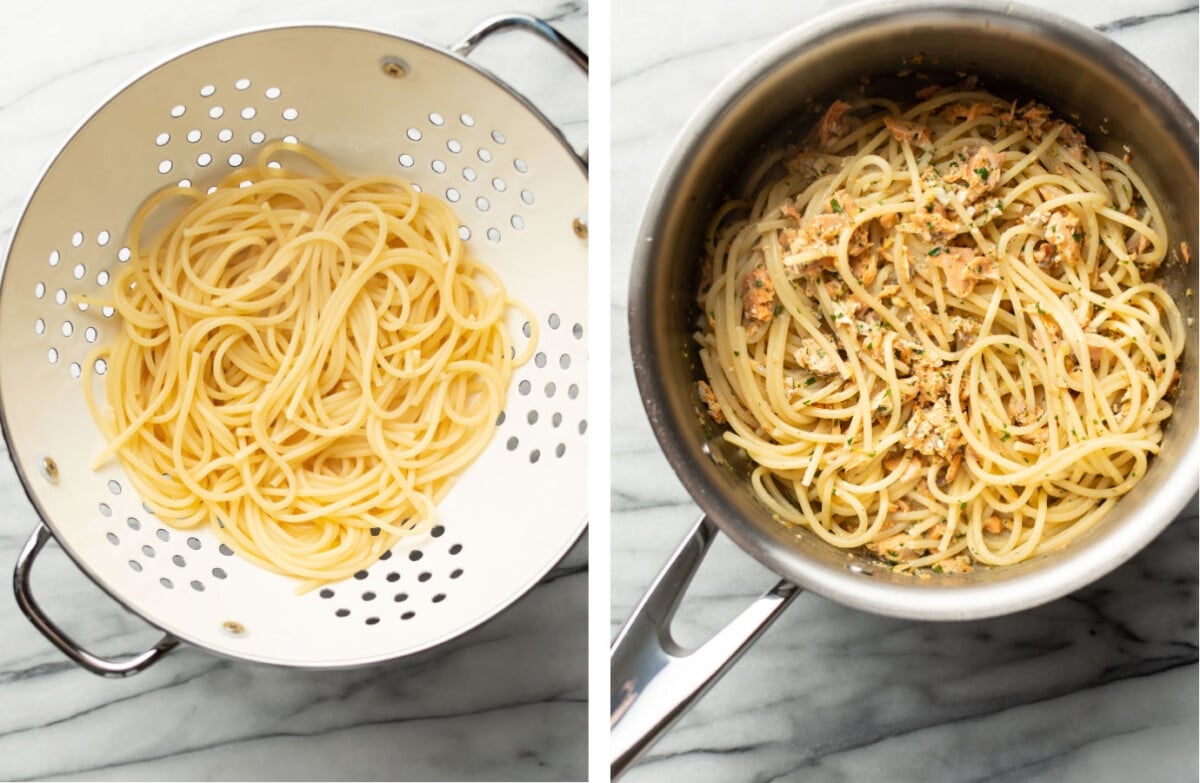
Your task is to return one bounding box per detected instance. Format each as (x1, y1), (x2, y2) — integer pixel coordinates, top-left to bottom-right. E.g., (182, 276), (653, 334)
(696, 86), (1184, 574)
(83, 141), (535, 591)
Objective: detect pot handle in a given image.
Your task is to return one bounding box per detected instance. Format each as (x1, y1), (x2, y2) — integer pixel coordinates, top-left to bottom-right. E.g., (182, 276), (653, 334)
(13, 520), (179, 678)
(610, 514), (801, 778)
(451, 14), (588, 165)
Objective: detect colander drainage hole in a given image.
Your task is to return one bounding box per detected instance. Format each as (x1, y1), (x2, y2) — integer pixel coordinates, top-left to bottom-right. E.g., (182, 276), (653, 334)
(354, 570), (368, 580)
(107, 479), (121, 494)
(362, 591), (376, 601)
(365, 617), (380, 626)
(191, 581), (205, 592)
(394, 592), (408, 602)
(506, 437), (519, 451)
(431, 525), (445, 538)
(155, 528), (169, 541)
(212, 567), (227, 579)
(128, 560), (142, 572)
(319, 588), (334, 599)
(401, 611), (416, 620)
(496, 411), (506, 425)
(386, 572), (399, 582)
(418, 571), (432, 582)
(105, 532), (119, 545)
(579, 419), (588, 435)
(450, 568), (463, 579)
(336, 608), (350, 618)
(556, 443), (566, 458)
(127, 517), (141, 531)
(448, 139), (462, 154)
(379, 550), (393, 561)
(449, 544), (463, 555)
(534, 352), (546, 368)
(219, 543), (234, 556)
(530, 450), (541, 464)
(552, 413), (562, 427)
(98, 502), (111, 517)
(568, 384), (579, 400)
(159, 577), (173, 589)
(172, 555), (186, 567)
(408, 550), (423, 562)
(432, 593), (446, 604)
(141, 545), (155, 558)
(186, 536), (201, 550)
(545, 382), (556, 397)
(519, 380), (531, 395)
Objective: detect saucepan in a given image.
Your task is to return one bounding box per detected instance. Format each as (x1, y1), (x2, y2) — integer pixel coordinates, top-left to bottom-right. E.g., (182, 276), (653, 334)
(614, 1), (1198, 775)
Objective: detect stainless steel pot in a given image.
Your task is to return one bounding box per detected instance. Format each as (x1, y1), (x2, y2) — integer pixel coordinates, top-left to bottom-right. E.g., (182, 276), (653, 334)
(614, 1), (1198, 775)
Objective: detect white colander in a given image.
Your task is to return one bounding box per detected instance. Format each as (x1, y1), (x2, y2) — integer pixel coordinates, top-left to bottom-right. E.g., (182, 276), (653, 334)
(3, 15), (588, 676)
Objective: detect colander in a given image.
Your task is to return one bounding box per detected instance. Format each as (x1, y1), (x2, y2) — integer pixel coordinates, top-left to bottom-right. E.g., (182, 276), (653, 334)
(4, 14), (588, 676)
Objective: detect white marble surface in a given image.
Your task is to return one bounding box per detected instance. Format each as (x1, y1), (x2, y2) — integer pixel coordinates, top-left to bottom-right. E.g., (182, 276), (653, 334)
(612, 1), (1198, 781)
(0, 1), (587, 781)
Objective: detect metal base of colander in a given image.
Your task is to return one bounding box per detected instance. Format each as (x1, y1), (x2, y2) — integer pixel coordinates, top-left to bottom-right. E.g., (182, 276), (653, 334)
(3, 15), (588, 675)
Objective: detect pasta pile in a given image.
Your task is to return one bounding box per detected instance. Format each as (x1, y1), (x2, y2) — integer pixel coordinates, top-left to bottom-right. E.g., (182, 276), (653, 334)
(696, 86), (1184, 573)
(86, 142), (533, 590)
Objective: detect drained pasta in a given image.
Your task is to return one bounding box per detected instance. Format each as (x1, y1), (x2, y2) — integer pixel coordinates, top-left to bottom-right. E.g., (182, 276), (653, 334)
(84, 141), (535, 591)
(696, 86), (1184, 574)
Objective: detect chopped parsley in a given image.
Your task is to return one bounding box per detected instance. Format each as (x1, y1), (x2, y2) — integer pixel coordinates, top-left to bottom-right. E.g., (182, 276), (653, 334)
(975, 167), (990, 182)
(774, 304), (784, 316)
(830, 198), (843, 214)
(928, 246), (943, 257)
(805, 376), (816, 386)
(1072, 231), (1082, 242)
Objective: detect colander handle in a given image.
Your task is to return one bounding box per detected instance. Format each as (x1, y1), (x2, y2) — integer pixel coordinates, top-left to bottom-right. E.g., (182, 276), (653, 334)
(451, 14), (588, 75)
(13, 520), (180, 678)
(451, 14), (588, 164)
(610, 514), (800, 779)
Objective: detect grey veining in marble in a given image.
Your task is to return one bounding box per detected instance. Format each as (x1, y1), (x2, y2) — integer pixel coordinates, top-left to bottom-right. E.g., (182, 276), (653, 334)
(0, 1), (587, 781)
(611, 1), (1198, 781)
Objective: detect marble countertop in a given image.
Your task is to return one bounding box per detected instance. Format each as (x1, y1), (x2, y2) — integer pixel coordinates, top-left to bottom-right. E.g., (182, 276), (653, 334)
(611, 1), (1198, 781)
(0, 1), (587, 781)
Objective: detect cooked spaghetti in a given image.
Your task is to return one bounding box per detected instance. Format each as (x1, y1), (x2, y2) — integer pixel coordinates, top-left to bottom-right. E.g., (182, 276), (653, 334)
(696, 86), (1184, 573)
(84, 141), (534, 590)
